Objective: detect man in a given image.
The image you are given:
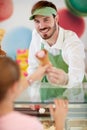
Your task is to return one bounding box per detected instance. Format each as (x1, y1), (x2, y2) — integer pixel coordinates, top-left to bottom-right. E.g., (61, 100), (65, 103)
(28, 0), (85, 87)
(28, 0), (85, 101)
(0, 56), (68, 130)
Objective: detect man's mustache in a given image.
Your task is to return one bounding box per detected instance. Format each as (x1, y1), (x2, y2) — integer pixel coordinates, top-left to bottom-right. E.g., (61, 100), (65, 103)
(39, 28), (48, 31)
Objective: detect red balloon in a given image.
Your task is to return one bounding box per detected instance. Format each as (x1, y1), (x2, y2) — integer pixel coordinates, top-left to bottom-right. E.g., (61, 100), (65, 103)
(0, 0), (13, 22)
(58, 8), (85, 37)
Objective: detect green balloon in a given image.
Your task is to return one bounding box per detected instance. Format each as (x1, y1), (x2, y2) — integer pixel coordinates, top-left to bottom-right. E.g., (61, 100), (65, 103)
(65, 0), (87, 16)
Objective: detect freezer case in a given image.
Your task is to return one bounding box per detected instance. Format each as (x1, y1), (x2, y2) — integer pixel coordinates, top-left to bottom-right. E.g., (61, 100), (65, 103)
(65, 103), (87, 130)
(14, 102), (87, 130)
(14, 82), (87, 130)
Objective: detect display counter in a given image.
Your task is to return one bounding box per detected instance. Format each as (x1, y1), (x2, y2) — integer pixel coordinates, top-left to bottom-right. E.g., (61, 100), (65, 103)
(14, 102), (87, 130)
(14, 82), (87, 130)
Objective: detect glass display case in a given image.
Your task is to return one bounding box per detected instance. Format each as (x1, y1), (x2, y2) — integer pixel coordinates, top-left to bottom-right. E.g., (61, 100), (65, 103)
(14, 82), (87, 130)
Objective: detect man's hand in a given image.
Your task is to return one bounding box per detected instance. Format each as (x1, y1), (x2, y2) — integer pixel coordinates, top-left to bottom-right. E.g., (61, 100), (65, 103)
(46, 66), (68, 85)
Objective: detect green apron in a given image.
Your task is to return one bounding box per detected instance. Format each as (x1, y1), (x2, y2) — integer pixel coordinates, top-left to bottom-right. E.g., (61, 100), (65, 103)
(40, 44), (68, 102)
(40, 44), (87, 102)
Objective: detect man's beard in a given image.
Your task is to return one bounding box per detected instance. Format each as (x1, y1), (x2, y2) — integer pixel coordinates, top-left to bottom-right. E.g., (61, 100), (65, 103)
(39, 22), (57, 40)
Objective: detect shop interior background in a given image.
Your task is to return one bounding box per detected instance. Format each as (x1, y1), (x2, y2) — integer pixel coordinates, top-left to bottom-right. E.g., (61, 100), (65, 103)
(0, 0), (87, 72)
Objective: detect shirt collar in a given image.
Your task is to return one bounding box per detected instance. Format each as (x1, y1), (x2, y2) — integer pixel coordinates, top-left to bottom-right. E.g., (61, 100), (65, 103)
(42, 26), (64, 49)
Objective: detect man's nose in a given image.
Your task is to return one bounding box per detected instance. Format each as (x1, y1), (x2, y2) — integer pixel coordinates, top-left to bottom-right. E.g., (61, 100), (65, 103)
(39, 21), (45, 28)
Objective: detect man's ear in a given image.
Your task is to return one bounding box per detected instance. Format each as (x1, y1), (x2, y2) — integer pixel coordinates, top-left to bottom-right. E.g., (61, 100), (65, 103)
(55, 14), (59, 24)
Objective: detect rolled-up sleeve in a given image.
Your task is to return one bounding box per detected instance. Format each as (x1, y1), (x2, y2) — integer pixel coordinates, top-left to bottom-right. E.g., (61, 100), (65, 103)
(63, 31), (85, 87)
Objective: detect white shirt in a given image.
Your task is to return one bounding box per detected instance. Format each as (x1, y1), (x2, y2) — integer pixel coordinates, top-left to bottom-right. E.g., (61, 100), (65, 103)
(27, 27), (85, 87)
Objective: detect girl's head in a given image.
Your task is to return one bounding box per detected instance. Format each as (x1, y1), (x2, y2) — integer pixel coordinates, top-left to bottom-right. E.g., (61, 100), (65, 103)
(0, 56), (20, 101)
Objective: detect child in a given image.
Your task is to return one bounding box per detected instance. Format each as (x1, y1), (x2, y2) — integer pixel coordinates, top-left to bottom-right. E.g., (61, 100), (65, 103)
(0, 56), (68, 130)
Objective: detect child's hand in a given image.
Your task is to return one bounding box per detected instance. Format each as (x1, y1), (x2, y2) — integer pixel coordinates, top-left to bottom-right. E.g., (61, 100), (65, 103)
(49, 99), (68, 130)
(27, 64), (51, 84)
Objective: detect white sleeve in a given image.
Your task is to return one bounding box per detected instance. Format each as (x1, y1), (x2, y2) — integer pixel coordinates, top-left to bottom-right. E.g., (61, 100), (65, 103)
(63, 32), (85, 87)
(27, 29), (41, 75)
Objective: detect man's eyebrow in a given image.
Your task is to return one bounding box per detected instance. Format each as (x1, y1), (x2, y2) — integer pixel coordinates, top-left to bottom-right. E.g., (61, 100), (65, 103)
(34, 16), (51, 20)
(44, 16), (50, 19)
(34, 18), (39, 22)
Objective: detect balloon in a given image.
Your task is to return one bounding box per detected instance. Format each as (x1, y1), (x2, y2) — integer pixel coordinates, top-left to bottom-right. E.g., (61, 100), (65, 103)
(0, 29), (5, 42)
(65, 0), (87, 16)
(2, 26), (32, 60)
(0, 0), (13, 22)
(58, 8), (85, 37)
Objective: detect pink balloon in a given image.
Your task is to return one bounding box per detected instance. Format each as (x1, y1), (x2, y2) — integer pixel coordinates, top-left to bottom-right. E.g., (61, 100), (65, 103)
(0, 0), (13, 22)
(58, 8), (85, 37)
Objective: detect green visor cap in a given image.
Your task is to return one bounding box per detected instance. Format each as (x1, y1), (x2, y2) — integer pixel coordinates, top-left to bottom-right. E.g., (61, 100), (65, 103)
(29, 7), (57, 20)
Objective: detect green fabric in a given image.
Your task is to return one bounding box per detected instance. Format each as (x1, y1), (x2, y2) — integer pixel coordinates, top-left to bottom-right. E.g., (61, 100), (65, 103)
(40, 83), (67, 102)
(83, 75), (87, 82)
(83, 75), (87, 102)
(40, 44), (68, 101)
(41, 46), (68, 82)
(40, 43), (86, 102)
(48, 50), (68, 73)
(29, 7), (57, 20)
(84, 93), (87, 102)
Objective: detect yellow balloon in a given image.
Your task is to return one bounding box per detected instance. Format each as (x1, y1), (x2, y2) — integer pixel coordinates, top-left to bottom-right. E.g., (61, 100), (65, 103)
(0, 29), (5, 42)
